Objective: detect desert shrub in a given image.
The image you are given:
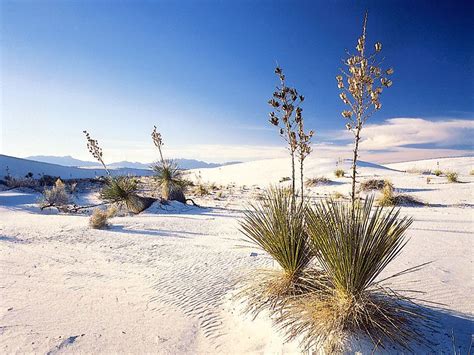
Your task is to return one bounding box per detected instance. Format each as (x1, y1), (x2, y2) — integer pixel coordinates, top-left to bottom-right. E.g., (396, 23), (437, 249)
(105, 204), (118, 218)
(100, 176), (153, 213)
(152, 160), (186, 203)
(89, 208), (109, 229)
(305, 177), (332, 187)
(470, 169), (474, 176)
(331, 191), (345, 200)
(195, 183), (209, 196)
(446, 171), (458, 183)
(377, 184), (423, 207)
(40, 178), (71, 208)
(278, 197), (429, 351)
(38, 175), (60, 186)
(433, 169), (442, 177)
(238, 187), (312, 316)
(279, 176), (291, 183)
(5, 176), (37, 189)
(406, 167), (431, 175)
(359, 178), (392, 191)
(334, 169), (345, 178)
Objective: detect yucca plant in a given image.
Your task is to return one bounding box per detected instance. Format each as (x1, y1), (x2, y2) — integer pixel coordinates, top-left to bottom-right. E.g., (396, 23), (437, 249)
(100, 176), (153, 214)
(277, 197), (431, 351)
(238, 187), (313, 316)
(151, 159), (186, 203)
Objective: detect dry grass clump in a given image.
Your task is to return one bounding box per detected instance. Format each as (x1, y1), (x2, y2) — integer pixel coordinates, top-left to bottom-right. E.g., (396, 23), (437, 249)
(470, 169), (474, 176)
(305, 177), (332, 187)
(359, 178), (392, 191)
(90, 204), (119, 229)
(377, 184), (423, 207)
(331, 191), (346, 200)
(40, 178), (71, 209)
(406, 167), (431, 175)
(279, 176), (291, 183)
(446, 171), (458, 183)
(334, 169), (345, 178)
(89, 208), (109, 229)
(238, 187), (312, 316)
(194, 183), (210, 196)
(277, 197), (431, 352)
(433, 169), (443, 177)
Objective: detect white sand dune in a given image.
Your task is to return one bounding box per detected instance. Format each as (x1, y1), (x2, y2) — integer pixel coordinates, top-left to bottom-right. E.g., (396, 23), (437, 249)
(0, 156), (473, 353)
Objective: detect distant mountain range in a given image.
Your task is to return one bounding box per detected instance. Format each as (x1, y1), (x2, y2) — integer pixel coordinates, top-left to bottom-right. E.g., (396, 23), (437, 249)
(26, 155), (240, 170)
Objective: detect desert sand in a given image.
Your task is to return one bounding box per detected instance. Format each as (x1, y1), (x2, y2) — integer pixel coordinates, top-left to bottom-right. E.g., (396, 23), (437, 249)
(1, 156), (473, 353)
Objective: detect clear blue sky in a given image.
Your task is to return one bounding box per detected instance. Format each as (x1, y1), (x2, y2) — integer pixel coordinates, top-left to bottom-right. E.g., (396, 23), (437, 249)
(1, 0), (473, 163)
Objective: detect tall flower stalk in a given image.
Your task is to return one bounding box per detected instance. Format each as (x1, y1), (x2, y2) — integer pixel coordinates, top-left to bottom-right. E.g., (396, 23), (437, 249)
(269, 66), (312, 204)
(83, 130), (110, 175)
(151, 125), (165, 164)
(336, 12), (393, 212)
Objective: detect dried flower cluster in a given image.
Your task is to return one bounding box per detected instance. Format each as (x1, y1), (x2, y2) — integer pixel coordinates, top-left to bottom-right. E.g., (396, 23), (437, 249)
(268, 66), (314, 202)
(336, 13), (393, 209)
(83, 130), (109, 175)
(151, 125), (165, 164)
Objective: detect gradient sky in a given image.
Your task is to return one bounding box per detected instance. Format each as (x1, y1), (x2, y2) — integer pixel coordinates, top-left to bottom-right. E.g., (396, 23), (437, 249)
(1, 0), (473, 163)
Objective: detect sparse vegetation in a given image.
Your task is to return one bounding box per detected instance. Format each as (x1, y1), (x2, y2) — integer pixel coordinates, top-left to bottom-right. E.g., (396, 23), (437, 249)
(279, 197), (429, 351)
(238, 187), (312, 316)
(84, 130), (155, 213)
(196, 184), (210, 196)
(152, 160), (187, 203)
(446, 171), (458, 183)
(89, 208), (110, 229)
(334, 168), (345, 178)
(151, 126), (187, 203)
(40, 178), (71, 209)
(331, 191), (346, 200)
(433, 169), (443, 176)
(406, 167), (431, 175)
(359, 178), (392, 191)
(305, 177), (332, 187)
(470, 169), (474, 176)
(279, 176), (291, 183)
(377, 183), (423, 207)
(100, 176), (152, 213)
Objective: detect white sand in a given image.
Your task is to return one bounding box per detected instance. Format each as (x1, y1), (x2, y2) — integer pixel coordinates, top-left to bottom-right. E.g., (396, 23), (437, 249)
(1, 156), (473, 353)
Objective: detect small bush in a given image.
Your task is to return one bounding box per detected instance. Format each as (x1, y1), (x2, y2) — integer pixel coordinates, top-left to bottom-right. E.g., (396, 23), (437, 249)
(446, 171), (458, 183)
(195, 183), (209, 196)
(5, 176), (37, 189)
(470, 169), (474, 176)
(433, 169), (442, 176)
(279, 176), (291, 183)
(406, 167), (431, 175)
(38, 175), (60, 186)
(90, 208), (109, 229)
(334, 169), (345, 178)
(360, 179), (392, 192)
(305, 177), (332, 187)
(377, 184), (423, 207)
(331, 191), (345, 200)
(40, 179), (71, 208)
(105, 204), (118, 218)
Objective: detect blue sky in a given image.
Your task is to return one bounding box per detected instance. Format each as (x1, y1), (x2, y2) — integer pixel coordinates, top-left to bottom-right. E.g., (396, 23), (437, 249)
(1, 0), (473, 163)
